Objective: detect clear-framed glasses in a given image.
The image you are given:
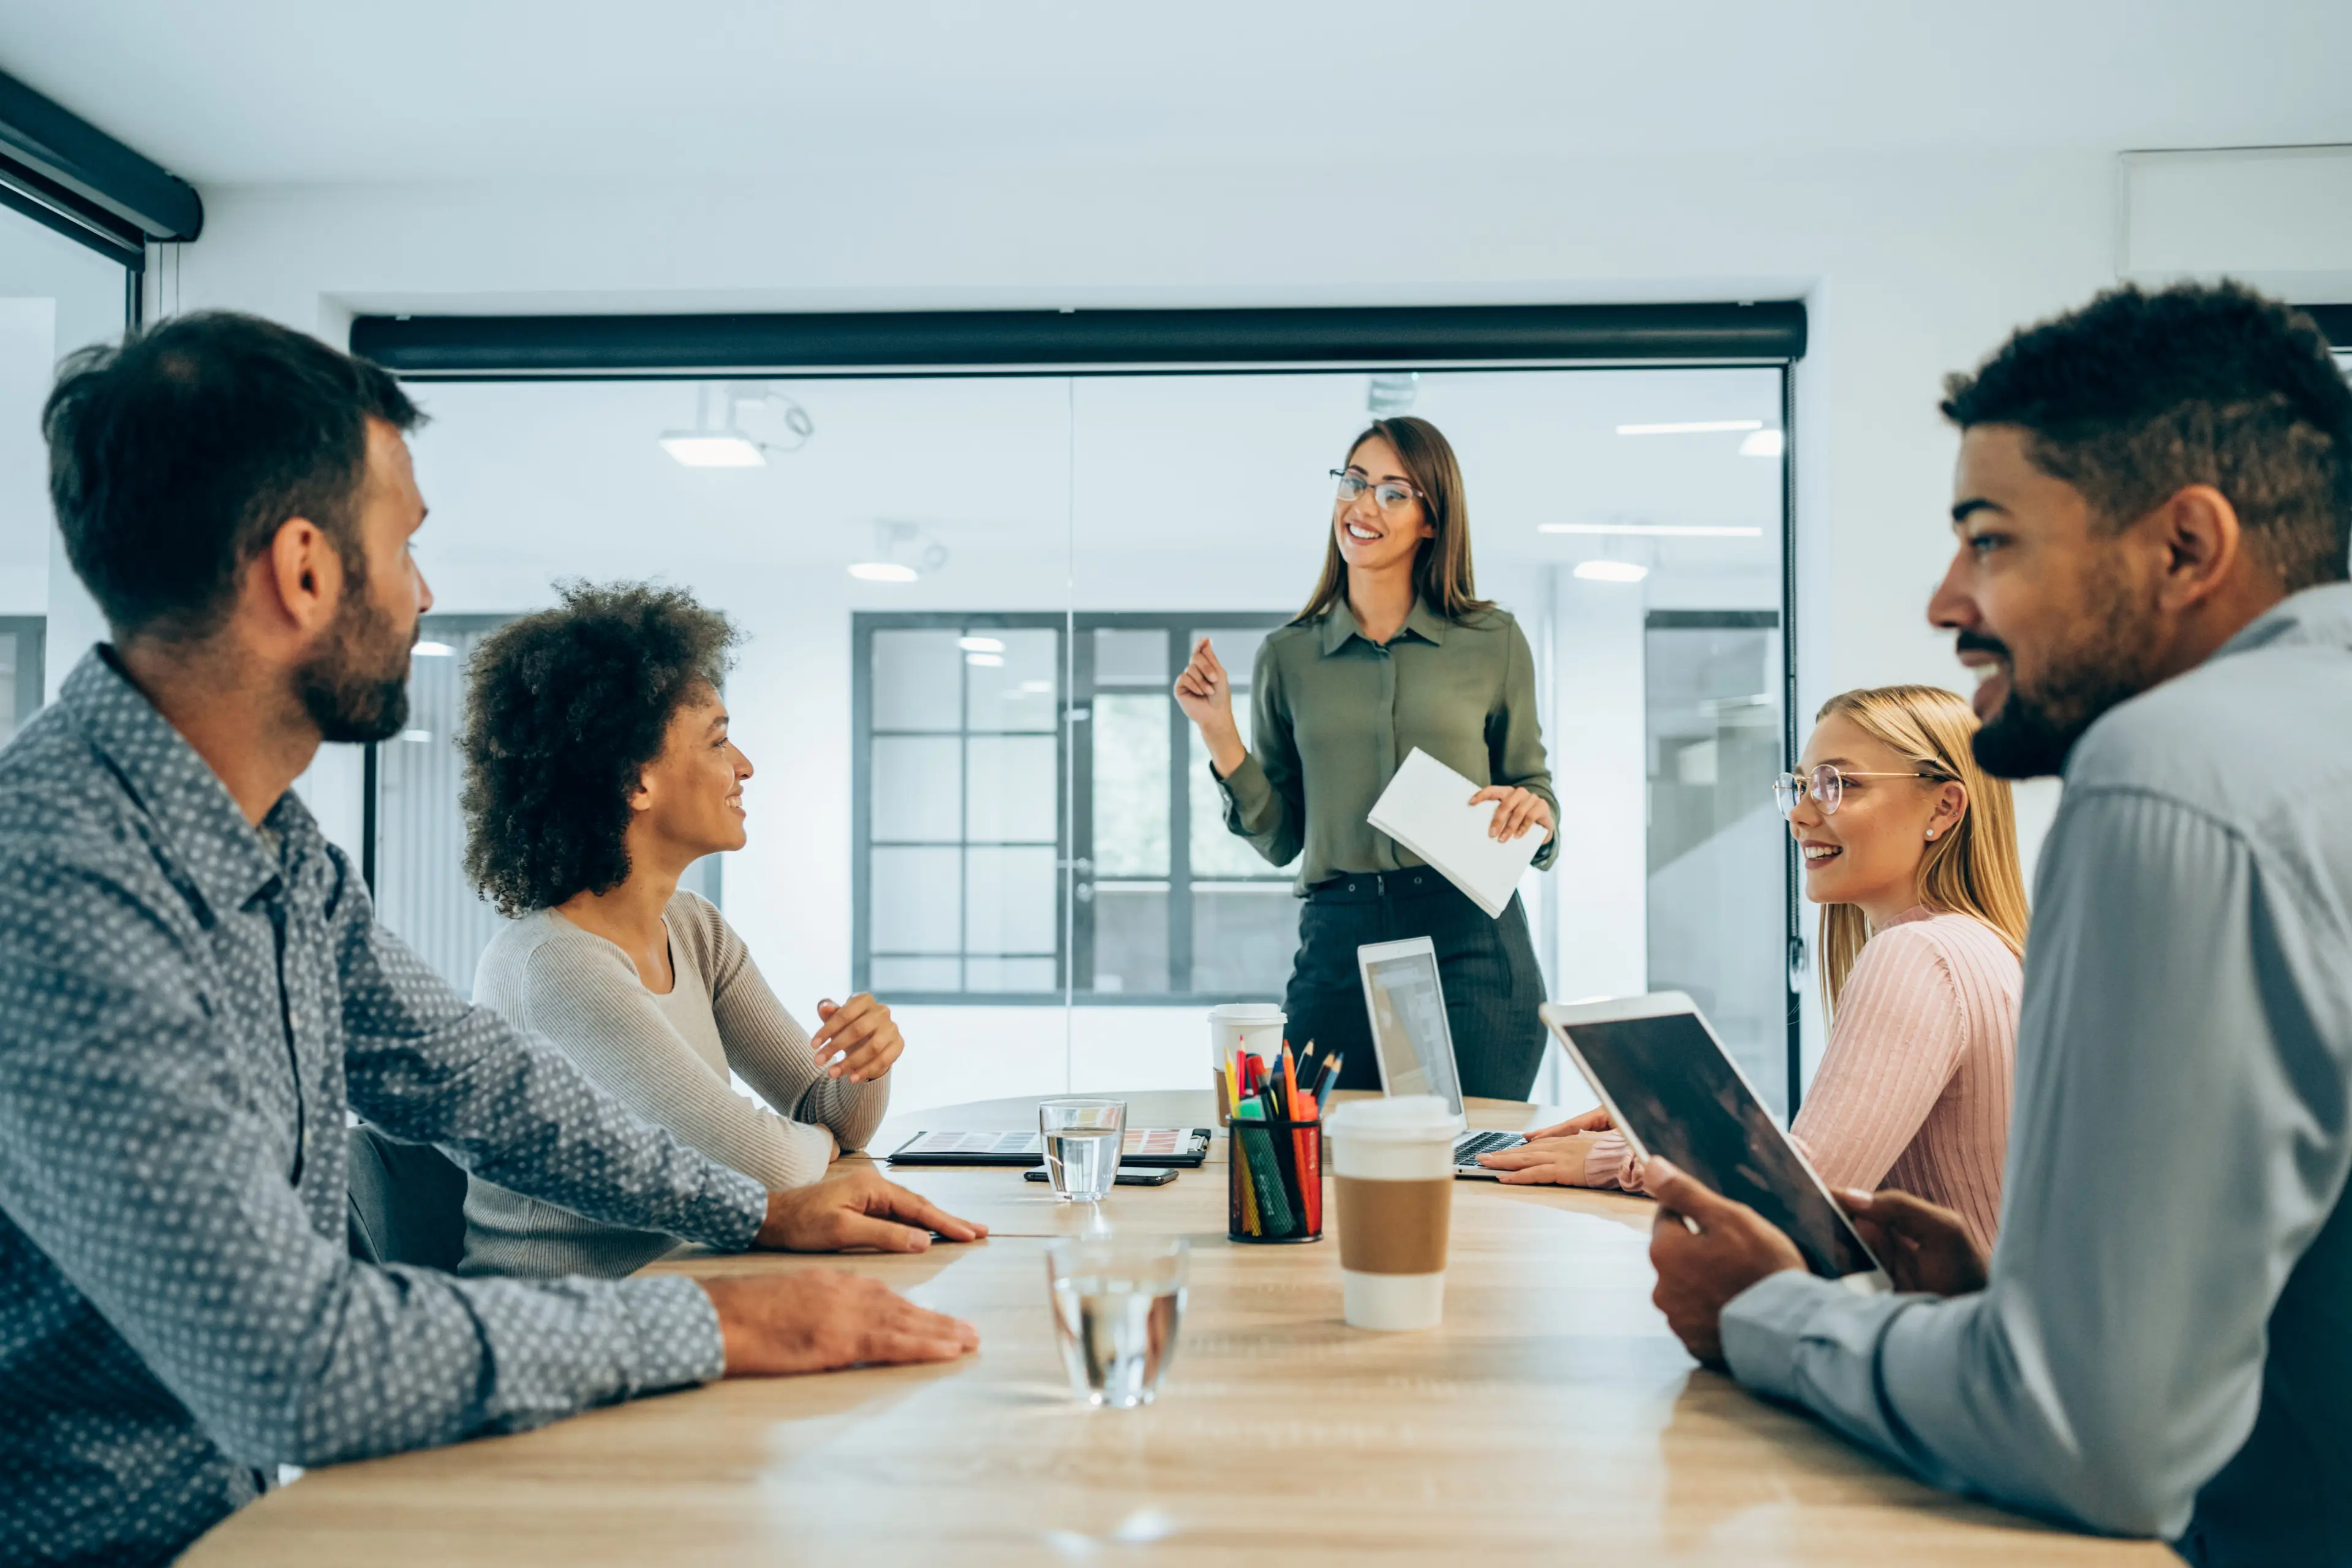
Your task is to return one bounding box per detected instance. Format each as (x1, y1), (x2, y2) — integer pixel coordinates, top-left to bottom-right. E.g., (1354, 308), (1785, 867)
(1773, 763), (1947, 817)
(1332, 469), (1423, 511)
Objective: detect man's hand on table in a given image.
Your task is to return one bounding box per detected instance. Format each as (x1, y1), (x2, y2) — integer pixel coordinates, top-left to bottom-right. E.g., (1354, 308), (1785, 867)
(753, 1167), (988, 1253)
(703, 1272), (979, 1374)
(1644, 1158), (1805, 1367)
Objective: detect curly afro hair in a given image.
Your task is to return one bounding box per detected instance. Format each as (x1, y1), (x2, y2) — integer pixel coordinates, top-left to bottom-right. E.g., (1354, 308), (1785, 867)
(1941, 280), (2352, 591)
(460, 581), (741, 917)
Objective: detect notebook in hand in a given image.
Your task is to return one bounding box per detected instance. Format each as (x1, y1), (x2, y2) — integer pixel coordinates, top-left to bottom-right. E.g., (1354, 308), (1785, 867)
(886, 1127), (1212, 1168)
(1366, 748), (1544, 919)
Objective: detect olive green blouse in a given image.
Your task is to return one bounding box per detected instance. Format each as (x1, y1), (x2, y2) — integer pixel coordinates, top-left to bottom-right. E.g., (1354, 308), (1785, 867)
(1214, 598), (1559, 892)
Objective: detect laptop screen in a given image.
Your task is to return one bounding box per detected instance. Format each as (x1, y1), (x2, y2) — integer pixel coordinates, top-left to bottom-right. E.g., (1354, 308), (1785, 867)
(1360, 943), (1464, 1119)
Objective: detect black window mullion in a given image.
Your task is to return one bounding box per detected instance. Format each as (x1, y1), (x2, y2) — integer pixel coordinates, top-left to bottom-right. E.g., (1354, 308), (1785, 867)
(1165, 626), (1194, 993)
(957, 633), (970, 994)
(1067, 620), (1096, 995)
(850, 616), (873, 993)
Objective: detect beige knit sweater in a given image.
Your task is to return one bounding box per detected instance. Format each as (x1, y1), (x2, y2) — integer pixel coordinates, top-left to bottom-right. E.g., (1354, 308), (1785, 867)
(459, 891), (889, 1278)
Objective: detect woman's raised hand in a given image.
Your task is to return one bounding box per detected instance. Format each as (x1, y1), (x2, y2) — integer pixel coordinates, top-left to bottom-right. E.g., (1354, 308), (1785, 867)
(1174, 636), (1248, 776)
(811, 994), (903, 1084)
(1468, 785), (1555, 843)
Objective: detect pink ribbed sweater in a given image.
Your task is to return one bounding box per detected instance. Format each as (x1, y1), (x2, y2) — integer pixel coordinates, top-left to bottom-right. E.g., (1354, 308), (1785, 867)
(1585, 906), (2021, 1253)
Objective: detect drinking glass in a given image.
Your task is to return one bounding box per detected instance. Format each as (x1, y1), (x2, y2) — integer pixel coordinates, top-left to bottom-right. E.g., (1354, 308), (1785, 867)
(1038, 1098), (1126, 1202)
(1044, 1234), (1190, 1408)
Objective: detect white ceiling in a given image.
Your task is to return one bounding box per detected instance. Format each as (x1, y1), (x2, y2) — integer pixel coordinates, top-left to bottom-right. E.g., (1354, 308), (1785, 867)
(5, 1), (2351, 187)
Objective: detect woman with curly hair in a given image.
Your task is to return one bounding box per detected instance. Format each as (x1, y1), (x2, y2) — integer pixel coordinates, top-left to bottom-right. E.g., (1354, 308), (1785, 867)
(456, 582), (900, 1278)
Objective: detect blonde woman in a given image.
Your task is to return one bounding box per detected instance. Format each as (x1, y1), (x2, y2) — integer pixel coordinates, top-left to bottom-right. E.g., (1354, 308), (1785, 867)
(1482, 685), (2028, 1252)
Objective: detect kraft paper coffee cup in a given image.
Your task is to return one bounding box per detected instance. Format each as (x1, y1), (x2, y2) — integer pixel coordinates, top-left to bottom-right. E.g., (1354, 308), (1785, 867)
(1329, 1095), (1457, 1330)
(1207, 1003), (1284, 1128)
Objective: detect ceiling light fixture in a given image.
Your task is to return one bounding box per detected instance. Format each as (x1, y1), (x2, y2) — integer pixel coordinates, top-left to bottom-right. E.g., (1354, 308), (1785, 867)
(658, 432), (766, 468)
(1739, 429), (1787, 458)
(1574, 559), (1651, 583)
(846, 519), (949, 584)
(658, 382), (815, 468)
(965, 652), (1006, 668)
(959, 636), (1006, 654)
(411, 640), (454, 656)
(1615, 419), (1764, 436)
(1540, 523), (1763, 538)
(1366, 371), (1420, 416)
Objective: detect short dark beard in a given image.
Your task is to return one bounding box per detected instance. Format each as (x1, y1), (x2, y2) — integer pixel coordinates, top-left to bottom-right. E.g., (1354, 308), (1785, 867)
(1970, 560), (2162, 779)
(294, 556), (413, 744)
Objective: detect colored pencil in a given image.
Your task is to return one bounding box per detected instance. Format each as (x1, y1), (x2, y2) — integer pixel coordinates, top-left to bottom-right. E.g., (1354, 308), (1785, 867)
(1310, 1051), (1341, 1109)
(1297, 1088), (1321, 1232)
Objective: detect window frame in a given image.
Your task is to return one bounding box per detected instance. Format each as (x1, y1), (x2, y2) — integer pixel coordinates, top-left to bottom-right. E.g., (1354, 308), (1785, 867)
(853, 608), (1295, 1006)
(363, 306), (1806, 1096)
(0, 616), (44, 744)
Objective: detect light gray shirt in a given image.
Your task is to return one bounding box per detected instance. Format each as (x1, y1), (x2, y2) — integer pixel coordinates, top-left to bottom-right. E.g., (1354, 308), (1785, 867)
(1721, 584), (2352, 1562)
(462, 891), (889, 1278)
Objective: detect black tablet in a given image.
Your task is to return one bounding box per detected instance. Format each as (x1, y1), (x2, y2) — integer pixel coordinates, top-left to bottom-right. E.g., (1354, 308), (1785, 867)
(1540, 995), (1889, 1289)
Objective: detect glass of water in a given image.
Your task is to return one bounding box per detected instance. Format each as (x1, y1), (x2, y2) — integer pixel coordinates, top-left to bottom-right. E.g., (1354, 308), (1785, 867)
(1038, 1098), (1126, 1202)
(1044, 1234), (1189, 1408)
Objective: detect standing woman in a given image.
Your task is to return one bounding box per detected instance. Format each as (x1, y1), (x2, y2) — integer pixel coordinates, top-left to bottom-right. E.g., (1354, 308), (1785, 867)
(1175, 417), (1555, 1099)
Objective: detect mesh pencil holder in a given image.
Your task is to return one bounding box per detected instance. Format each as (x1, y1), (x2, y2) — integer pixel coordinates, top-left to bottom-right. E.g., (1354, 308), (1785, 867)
(1227, 1112), (1323, 1243)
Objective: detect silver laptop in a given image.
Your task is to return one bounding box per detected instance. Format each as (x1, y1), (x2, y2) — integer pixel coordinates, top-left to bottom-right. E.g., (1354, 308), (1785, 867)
(1355, 936), (1526, 1180)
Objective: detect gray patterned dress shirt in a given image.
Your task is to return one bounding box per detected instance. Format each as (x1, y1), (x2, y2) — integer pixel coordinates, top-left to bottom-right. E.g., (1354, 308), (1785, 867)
(1719, 584), (2352, 1565)
(0, 649), (769, 1566)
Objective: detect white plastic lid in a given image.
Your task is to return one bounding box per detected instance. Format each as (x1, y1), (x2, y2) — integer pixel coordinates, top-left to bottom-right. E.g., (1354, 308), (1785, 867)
(1328, 1094), (1457, 1142)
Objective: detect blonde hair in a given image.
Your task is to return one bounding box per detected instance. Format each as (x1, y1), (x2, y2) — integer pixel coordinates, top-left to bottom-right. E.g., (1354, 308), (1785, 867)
(1814, 685), (2029, 1012)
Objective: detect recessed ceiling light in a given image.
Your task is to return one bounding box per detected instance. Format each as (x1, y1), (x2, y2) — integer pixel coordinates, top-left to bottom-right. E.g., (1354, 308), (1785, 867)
(1739, 429), (1787, 458)
(847, 562), (919, 582)
(1574, 560), (1651, 583)
(411, 640), (454, 656)
(965, 652), (1006, 668)
(1615, 420), (1765, 436)
(398, 728), (434, 743)
(959, 636), (1006, 654)
(658, 432), (767, 468)
(1540, 523), (1763, 538)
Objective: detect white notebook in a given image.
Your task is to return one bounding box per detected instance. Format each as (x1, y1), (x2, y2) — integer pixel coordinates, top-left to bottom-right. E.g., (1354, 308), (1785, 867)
(1365, 748), (1544, 919)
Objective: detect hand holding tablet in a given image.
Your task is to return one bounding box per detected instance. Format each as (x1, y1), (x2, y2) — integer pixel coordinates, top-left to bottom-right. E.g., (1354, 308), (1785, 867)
(1539, 996), (1889, 1288)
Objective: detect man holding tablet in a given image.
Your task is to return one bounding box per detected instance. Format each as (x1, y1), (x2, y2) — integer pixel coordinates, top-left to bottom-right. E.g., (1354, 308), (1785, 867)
(1642, 282), (2352, 1566)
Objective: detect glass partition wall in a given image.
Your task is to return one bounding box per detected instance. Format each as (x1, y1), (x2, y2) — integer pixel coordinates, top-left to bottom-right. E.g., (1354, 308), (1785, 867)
(385, 365), (1792, 1115)
(1, 209), (137, 735)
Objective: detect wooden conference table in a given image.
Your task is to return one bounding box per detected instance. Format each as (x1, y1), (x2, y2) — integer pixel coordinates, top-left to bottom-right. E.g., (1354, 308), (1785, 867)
(187, 1091), (2166, 1566)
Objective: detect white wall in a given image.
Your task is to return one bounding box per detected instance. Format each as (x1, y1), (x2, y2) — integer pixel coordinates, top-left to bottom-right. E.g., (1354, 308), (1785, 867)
(143, 146), (2106, 827)
(78, 141), (2345, 1097)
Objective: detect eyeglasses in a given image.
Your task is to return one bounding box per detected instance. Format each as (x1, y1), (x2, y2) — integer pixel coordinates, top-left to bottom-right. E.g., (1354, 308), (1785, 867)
(1773, 763), (1948, 817)
(1332, 469), (1423, 511)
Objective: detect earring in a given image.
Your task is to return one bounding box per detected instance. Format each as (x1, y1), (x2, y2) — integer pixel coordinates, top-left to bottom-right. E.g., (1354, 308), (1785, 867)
(1926, 829), (1938, 840)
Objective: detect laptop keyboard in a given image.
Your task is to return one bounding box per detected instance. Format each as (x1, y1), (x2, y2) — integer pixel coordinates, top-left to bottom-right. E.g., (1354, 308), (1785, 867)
(1453, 1129), (1525, 1161)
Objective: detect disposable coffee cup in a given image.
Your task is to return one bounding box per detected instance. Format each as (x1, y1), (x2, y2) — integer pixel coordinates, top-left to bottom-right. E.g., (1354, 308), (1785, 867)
(1329, 1095), (1457, 1331)
(1207, 1003), (1284, 1128)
